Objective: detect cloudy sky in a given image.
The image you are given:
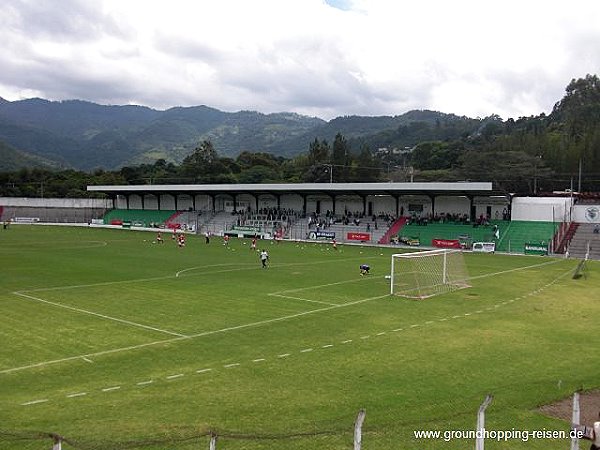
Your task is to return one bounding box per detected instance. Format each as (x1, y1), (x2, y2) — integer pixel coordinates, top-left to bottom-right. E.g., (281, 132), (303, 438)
(1, 0), (599, 120)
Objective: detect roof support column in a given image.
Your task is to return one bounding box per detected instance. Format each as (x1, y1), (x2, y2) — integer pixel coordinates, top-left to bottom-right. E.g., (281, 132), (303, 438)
(276, 194), (281, 210)
(192, 194), (196, 211)
(125, 194), (130, 210)
(209, 194), (215, 213)
(112, 195), (117, 210)
(395, 195), (400, 217)
(232, 194), (238, 213)
(255, 195), (259, 213)
(140, 194), (145, 210)
(467, 195), (475, 222)
(362, 195), (367, 216)
(173, 194), (178, 211)
(157, 194), (161, 211)
(428, 194), (436, 217)
(302, 194), (307, 216)
(332, 194), (337, 215)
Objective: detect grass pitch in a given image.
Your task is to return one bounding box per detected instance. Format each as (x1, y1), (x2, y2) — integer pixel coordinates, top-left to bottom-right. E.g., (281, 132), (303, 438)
(0, 225), (599, 449)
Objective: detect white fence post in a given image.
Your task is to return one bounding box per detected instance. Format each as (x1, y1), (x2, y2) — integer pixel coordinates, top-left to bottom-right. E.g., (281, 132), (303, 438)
(571, 392), (580, 450)
(475, 394), (493, 450)
(209, 432), (217, 450)
(354, 409), (366, 450)
(52, 435), (62, 450)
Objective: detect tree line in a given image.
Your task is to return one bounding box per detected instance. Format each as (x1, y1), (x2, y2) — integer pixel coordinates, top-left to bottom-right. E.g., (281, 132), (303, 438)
(1, 74), (598, 197)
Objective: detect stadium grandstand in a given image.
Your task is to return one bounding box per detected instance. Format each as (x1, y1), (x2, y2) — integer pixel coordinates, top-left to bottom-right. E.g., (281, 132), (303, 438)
(1, 181), (599, 258)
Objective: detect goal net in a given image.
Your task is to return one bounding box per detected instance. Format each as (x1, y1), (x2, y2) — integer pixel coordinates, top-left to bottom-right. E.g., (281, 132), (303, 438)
(390, 249), (470, 299)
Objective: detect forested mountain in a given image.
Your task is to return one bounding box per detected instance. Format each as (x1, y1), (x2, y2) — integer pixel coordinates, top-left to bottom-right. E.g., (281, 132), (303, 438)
(0, 74), (599, 195)
(0, 100), (325, 169)
(0, 140), (58, 171)
(0, 98), (477, 170)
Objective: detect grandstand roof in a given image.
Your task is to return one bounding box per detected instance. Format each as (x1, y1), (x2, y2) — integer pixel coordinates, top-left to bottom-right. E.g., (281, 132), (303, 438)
(88, 182), (498, 197)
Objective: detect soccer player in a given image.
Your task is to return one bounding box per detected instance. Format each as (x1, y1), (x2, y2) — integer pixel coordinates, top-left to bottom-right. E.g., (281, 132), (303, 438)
(223, 234), (230, 247)
(260, 249), (269, 268)
(156, 232), (163, 243)
(205, 231), (210, 244)
(332, 239), (337, 250)
(251, 236), (257, 251)
(177, 234), (185, 248)
(359, 264), (370, 276)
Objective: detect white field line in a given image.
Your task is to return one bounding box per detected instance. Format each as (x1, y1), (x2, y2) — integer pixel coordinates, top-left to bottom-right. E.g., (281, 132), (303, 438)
(21, 399), (48, 406)
(267, 293), (338, 306)
(2, 260), (575, 376)
(466, 259), (563, 282)
(101, 386), (120, 392)
(12, 291), (186, 338)
(18, 266), (577, 406)
(269, 275), (381, 296)
(0, 293), (390, 374)
(66, 392), (87, 398)
(17, 256), (377, 294)
(1, 240), (109, 251)
(175, 263), (256, 277)
(166, 373), (184, 379)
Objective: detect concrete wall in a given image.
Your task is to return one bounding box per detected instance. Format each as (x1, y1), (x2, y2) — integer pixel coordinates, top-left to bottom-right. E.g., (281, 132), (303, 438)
(0, 197), (112, 208)
(511, 197), (574, 222)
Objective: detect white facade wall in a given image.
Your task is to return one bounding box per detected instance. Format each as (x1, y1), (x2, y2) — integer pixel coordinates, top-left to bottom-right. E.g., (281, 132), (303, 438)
(194, 195), (213, 211)
(280, 195), (303, 212)
(143, 195), (159, 210)
(372, 196), (396, 215)
(0, 197), (112, 208)
(436, 196), (470, 215)
(511, 197), (574, 222)
(473, 196), (509, 220)
(177, 195), (194, 211)
(159, 194), (175, 210)
(105, 191), (511, 222)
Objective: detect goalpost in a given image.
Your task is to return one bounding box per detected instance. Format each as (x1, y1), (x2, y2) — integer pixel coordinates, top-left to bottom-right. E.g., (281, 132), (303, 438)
(390, 249), (470, 299)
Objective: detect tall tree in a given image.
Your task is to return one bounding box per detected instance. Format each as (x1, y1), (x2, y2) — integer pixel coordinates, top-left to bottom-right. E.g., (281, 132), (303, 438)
(332, 133), (351, 181)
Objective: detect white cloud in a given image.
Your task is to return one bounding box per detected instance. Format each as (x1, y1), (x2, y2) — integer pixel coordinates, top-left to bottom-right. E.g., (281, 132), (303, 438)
(0, 0), (598, 119)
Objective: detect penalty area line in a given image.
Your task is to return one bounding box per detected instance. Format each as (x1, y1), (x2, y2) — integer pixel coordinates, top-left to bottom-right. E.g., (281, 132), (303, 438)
(1, 293), (391, 375)
(12, 291), (187, 338)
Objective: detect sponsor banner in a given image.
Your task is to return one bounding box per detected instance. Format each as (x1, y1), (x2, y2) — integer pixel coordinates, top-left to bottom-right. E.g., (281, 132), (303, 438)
(472, 242), (496, 253)
(234, 226), (260, 233)
(432, 238), (462, 249)
(308, 230), (335, 240)
(347, 232), (370, 241)
(13, 217), (40, 223)
(524, 242), (548, 255)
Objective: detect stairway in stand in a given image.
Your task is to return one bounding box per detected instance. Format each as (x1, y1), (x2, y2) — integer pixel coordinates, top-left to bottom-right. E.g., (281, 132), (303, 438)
(378, 217), (408, 244)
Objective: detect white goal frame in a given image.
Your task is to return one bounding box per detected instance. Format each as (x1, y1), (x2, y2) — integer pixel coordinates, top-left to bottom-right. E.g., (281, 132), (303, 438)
(390, 249), (470, 299)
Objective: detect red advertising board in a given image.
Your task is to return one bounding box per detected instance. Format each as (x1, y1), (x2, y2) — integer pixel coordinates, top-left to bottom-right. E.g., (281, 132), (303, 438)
(431, 238), (462, 249)
(347, 232), (371, 241)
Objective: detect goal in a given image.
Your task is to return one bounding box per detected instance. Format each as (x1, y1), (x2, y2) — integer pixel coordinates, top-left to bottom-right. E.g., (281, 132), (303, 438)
(390, 249), (470, 299)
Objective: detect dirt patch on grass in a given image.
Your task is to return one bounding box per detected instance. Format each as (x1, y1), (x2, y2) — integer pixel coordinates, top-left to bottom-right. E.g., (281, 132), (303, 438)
(539, 391), (600, 426)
